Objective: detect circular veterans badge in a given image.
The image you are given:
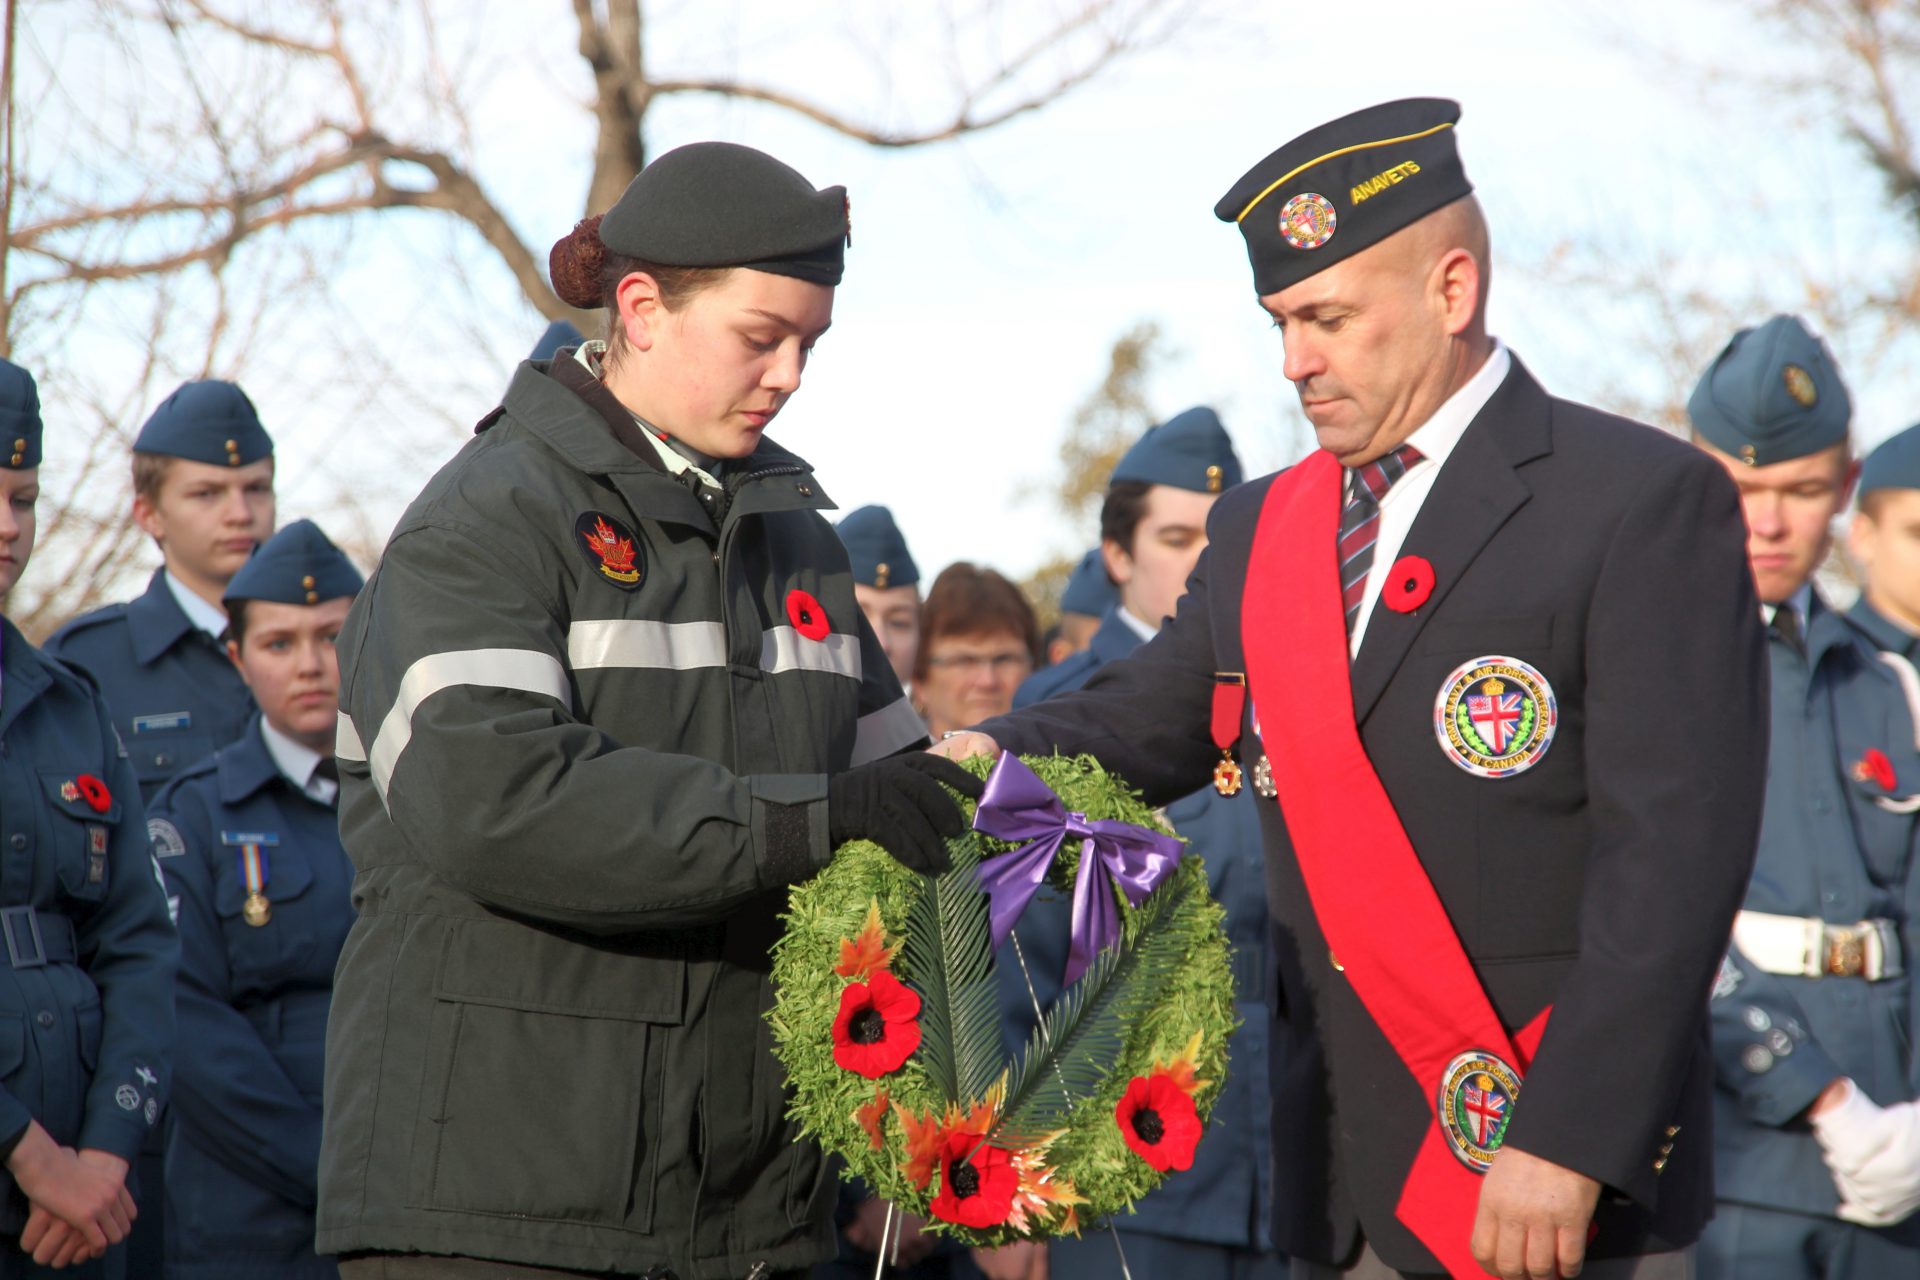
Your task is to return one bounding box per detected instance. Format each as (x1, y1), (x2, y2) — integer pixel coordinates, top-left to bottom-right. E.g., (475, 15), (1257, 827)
(1279, 192), (1337, 250)
(1782, 363), (1818, 408)
(1437, 1050), (1522, 1173)
(574, 511), (644, 590)
(1433, 655), (1558, 778)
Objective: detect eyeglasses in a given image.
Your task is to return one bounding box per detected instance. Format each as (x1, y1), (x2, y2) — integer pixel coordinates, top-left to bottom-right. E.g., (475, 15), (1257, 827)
(925, 652), (1032, 676)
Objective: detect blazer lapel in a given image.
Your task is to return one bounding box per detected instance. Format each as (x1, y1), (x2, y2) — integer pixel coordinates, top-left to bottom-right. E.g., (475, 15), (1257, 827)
(1350, 360), (1554, 725)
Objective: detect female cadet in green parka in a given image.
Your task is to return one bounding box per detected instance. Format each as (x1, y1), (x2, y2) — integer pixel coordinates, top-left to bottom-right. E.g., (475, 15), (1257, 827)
(318, 143), (980, 1280)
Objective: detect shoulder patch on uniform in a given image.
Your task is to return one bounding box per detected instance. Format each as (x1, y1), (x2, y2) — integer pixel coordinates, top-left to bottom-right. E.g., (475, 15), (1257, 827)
(574, 511), (644, 589)
(147, 818), (187, 859)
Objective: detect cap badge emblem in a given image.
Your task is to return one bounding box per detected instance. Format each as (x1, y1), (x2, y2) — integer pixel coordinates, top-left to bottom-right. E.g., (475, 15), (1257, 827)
(574, 512), (644, 589)
(1433, 656), (1558, 778)
(1279, 192), (1337, 250)
(1783, 364), (1818, 408)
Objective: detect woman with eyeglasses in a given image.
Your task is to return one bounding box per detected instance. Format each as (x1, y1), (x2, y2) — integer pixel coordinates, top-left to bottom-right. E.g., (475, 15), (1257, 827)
(911, 564), (1040, 741)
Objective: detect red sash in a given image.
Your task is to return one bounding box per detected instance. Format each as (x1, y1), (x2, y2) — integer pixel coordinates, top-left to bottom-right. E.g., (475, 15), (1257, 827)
(1241, 450), (1549, 1277)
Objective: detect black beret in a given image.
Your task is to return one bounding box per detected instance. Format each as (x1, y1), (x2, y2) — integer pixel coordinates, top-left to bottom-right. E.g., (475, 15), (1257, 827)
(600, 142), (848, 286)
(1215, 98), (1473, 296)
(0, 358), (43, 471)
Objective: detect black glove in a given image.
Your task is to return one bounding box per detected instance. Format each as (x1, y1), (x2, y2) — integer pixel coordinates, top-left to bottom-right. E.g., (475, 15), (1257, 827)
(827, 753), (985, 875)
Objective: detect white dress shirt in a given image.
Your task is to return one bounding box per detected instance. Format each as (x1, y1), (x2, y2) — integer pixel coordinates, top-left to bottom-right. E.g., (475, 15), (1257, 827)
(1116, 605), (1158, 644)
(261, 719), (339, 806)
(1348, 342), (1513, 657)
(164, 569), (230, 639)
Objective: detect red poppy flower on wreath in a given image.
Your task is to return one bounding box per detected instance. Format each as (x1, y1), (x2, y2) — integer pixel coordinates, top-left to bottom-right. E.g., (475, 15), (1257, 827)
(929, 1131), (1019, 1229)
(1854, 747), (1898, 792)
(785, 588), (831, 641)
(831, 969), (922, 1077)
(1115, 1072), (1203, 1172)
(1381, 555), (1435, 613)
(74, 774), (112, 814)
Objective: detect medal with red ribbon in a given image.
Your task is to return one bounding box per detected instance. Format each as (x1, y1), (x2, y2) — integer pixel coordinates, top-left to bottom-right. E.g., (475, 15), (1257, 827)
(1211, 673), (1247, 796)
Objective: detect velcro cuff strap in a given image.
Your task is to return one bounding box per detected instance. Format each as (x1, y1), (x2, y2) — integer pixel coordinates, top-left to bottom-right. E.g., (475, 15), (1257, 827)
(749, 774), (829, 886)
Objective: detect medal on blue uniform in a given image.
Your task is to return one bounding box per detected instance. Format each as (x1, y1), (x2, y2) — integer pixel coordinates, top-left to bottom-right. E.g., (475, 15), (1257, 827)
(222, 831), (280, 926)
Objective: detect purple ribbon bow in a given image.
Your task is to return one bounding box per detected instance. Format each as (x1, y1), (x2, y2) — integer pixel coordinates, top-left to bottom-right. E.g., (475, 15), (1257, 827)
(971, 755), (1185, 987)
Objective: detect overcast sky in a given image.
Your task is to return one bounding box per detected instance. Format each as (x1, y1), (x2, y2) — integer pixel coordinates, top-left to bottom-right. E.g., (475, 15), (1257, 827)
(18, 0), (1917, 588)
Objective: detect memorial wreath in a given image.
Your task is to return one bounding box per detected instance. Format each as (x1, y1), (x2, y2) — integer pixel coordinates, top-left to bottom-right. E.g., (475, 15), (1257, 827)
(769, 753), (1239, 1246)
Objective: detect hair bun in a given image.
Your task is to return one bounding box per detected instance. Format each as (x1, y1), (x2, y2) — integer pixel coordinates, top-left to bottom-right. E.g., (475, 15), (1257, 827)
(549, 216), (608, 310)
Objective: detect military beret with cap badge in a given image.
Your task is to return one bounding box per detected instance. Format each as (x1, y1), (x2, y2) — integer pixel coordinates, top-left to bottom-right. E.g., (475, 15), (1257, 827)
(1215, 97), (1474, 297)
(1059, 547), (1119, 619)
(1860, 422), (1920, 499)
(1111, 405), (1244, 495)
(1687, 314), (1852, 468)
(835, 504), (919, 591)
(134, 380), (273, 469)
(599, 141), (849, 286)
(223, 518), (363, 609)
(0, 357), (44, 470)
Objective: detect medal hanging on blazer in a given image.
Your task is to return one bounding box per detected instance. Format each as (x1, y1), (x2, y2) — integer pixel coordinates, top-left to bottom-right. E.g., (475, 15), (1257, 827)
(1210, 673), (1247, 796)
(223, 831), (281, 927)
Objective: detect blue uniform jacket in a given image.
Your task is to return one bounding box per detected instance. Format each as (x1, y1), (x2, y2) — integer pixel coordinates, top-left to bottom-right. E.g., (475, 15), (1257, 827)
(1710, 598), (1920, 1222)
(46, 570), (256, 803)
(0, 618), (176, 1233)
(152, 718), (350, 1278)
(1847, 597), (1919, 661)
(1000, 609), (1275, 1250)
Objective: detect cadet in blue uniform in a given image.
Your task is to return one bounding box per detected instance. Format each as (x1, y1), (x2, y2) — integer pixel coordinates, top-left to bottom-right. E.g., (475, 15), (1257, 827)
(1846, 424), (1920, 660)
(46, 382), (277, 802)
(150, 520), (362, 1279)
(1687, 316), (1920, 1277)
(993, 407), (1282, 1280)
(1042, 549), (1116, 669)
(0, 358), (177, 1276)
(837, 505), (922, 687)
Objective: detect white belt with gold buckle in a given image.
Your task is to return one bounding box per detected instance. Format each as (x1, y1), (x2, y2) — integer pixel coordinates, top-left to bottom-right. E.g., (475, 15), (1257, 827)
(1732, 910), (1905, 981)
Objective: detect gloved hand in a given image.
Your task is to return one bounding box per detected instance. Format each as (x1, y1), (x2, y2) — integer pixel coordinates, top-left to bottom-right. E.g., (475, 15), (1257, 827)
(1810, 1080), (1920, 1226)
(827, 753), (983, 876)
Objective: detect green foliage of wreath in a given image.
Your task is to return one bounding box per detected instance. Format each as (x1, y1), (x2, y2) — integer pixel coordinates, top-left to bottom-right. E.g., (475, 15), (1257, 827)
(769, 754), (1239, 1246)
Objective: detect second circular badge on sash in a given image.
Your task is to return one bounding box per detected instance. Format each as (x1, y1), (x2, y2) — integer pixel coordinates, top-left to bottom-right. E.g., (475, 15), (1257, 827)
(1433, 655), (1557, 778)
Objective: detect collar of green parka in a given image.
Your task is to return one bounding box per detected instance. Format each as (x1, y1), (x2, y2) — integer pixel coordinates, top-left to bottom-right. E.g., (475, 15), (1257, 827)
(484, 356), (837, 536)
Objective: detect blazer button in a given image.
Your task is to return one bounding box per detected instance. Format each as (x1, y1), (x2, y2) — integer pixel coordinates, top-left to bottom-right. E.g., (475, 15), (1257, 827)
(35, 1011), (54, 1029)
(155, 753), (172, 768)
(1329, 950), (1344, 973)
(8, 834), (24, 850)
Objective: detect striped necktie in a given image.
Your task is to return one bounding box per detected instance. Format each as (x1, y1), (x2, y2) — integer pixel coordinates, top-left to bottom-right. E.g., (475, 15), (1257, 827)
(1338, 444), (1425, 634)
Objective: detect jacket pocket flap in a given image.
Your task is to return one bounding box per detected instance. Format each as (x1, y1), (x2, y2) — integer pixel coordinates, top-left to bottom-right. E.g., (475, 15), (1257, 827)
(434, 918), (686, 1024)
(212, 838), (316, 917)
(36, 769), (124, 824)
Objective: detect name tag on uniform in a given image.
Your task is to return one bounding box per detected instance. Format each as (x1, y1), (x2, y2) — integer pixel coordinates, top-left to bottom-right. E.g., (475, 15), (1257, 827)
(218, 832), (281, 847)
(133, 712), (192, 734)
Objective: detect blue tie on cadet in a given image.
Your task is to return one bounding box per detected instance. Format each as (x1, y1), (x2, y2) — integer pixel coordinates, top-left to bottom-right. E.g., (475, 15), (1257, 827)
(1858, 422), (1920, 501)
(223, 519), (365, 610)
(834, 505), (919, 591)
(1111, 406), (1244, 495)
(1687, 314), (1852, 467)
(531, 320), (586, 362)
(1060, 548), (1118, 619)
(134, 380), (274, 468)
(0, 358), (43, 472)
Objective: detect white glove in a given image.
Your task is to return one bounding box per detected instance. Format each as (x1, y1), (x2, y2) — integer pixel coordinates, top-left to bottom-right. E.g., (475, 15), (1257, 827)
(1810, 1080), (1920, 1227)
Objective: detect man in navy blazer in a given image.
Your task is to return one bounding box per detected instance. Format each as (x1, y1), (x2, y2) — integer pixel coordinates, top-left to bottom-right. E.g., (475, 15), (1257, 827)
(938, 99), (1765, 1280)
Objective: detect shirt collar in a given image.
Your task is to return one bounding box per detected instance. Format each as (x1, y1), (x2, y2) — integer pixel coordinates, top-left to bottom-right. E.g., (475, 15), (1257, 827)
(1348, 340), (1512, 493)
(574, 342), (724, 491)
(1761, 583), (1815, 627)
(259, 717), (335, 804)
(163, 569), (230, 639)
(1115, 605), (1159, 644)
